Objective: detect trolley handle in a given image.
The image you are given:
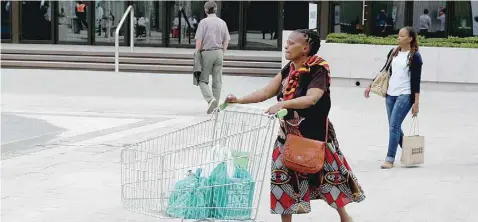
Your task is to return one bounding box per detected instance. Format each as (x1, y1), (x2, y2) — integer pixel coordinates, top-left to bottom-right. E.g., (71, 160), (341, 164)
(219, 103), (288, 119)
(275, 109), (288, 119)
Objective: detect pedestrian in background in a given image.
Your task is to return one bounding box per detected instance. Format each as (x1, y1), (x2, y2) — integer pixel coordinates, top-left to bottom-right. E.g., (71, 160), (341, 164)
(364, 26), (423, 169)
(419, 9), (431, 35)
(195, 1), (230, 114)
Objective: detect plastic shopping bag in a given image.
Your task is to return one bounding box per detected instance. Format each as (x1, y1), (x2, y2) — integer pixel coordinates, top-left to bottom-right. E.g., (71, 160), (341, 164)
(231, 150), (250, 169)
(208, 162), (255, 220)
(209, 144), (250, 177)
(167, 168), (212, 219)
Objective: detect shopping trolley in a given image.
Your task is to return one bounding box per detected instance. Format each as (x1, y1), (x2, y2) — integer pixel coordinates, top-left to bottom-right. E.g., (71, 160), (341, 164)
(121, 104), (287, 221)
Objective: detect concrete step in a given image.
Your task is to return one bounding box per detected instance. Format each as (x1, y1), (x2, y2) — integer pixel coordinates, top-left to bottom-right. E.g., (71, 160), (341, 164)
(1, 60), (278, 76)
(1, 48), (280, 62)
(0, 54), (280, 69)
(0, 44), (282, 76)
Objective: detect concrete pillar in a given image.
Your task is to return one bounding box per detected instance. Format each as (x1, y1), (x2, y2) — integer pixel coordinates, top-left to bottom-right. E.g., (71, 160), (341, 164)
(319, 1), (330, 40)
(12, 1), (19, 42)
(364, 1), (373, 35)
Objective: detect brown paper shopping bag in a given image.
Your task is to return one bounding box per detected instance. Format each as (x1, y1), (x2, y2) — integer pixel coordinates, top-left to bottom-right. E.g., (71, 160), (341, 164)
(401, 117), (424, 166)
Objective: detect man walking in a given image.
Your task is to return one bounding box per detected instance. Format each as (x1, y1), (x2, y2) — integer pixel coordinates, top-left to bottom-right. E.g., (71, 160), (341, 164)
(419, 9), (432, 35)
(195, 1), (230, 114)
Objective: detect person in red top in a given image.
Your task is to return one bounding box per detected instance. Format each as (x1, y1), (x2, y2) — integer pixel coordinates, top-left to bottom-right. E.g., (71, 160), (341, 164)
(225, 29), (365, 222)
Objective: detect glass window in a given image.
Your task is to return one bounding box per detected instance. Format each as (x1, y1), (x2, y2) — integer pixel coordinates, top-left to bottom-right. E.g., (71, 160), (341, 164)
(412, 1), (446, 38)
(95, 0), (126, 44)
(244, 1), (279, 49)
(283, 1), (310, 30)
(473, 1), (478, 36)
(450, 1), (473, 37)
(1, 0), (12, 40)
(169, 1), (203, 46)
(132, 1), (165, 45)
(217, 1), (239, 47)
(332, 1), (364, 34)
(20, 1), (53, 41)
(370, 1), (406, 36)
(57, 1), (89, 43)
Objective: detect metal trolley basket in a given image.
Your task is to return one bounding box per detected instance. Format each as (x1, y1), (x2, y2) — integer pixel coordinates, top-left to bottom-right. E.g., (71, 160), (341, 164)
(121, 104), (285, 221)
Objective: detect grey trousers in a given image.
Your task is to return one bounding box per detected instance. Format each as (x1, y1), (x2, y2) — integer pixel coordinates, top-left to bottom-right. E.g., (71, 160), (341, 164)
(199, 50), (224, 103)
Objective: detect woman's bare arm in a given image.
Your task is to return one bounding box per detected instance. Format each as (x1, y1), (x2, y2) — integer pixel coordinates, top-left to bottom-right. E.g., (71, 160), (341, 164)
(280, 88), (325, 109)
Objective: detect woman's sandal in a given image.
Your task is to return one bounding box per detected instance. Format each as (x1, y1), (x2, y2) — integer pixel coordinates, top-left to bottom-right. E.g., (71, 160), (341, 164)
(380, 161), (394, 169)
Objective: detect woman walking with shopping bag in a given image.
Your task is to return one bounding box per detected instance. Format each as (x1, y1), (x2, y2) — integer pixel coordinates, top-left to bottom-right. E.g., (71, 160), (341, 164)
(225, 29), (365, 222)
(364, 27), (423, 169)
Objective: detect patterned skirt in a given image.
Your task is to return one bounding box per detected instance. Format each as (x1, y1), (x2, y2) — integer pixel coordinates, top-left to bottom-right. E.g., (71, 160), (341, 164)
(270, 121), (366, 214)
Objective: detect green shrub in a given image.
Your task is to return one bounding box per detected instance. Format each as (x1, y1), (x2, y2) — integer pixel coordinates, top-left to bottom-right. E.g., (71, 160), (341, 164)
(326, 33), (478, 48)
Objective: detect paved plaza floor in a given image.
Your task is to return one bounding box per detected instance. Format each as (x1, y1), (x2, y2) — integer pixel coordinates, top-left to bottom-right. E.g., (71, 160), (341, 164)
(1, 68), (477, 222)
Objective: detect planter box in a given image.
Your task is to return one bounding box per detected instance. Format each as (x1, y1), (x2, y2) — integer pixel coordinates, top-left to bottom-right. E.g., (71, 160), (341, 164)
(282, 31), (478, 84)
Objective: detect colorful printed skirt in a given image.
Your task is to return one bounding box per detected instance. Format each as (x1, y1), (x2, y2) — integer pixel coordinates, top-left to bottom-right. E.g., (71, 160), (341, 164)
(270, 122), (366, 214)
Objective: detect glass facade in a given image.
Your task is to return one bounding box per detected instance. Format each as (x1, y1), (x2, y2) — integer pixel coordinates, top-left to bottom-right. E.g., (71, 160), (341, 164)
(331, 1), (364, 34)
(169, 0), (203, 46)
(131, 1), (165, 45)
(57, 0), (89, 43)
(450, 1), (473, 37)
(4, 1), (477, 49)
(412, 1), (446, 37)
(95, 1), (126, 44)
(1, 0), (12, 40)
(20, 1), (53, 41)
(369, 1), (406, 36)
(244, 1), (279, 49)
(363, 1), (476, 37)
(217, 1), (239, 47)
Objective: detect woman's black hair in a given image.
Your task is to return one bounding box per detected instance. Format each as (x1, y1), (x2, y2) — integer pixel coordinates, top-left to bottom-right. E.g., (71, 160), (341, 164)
(294, 29), (321, 56)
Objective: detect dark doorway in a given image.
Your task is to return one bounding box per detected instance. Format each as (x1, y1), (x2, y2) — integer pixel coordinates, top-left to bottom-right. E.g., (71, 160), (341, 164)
(20, 1), (54, 42)
(1, 0), (12, 40)
(283, 1), (309, 30)
(219, 1), (240, 48)
(243, 1), (280, 50)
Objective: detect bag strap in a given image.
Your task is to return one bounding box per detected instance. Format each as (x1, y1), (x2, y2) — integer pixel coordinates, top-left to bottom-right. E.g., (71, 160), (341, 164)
(408, 116), (419, 136)
(325, 118), (329, 142)
(380, 48), (396, 72)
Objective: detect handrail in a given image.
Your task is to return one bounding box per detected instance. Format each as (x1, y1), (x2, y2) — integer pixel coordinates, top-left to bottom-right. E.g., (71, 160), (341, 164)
(115, 5), (134, 72)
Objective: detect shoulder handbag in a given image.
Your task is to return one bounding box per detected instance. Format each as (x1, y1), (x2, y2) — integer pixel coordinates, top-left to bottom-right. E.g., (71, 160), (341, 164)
(370, 49), (395, 97)
(281, 118), (328, 174)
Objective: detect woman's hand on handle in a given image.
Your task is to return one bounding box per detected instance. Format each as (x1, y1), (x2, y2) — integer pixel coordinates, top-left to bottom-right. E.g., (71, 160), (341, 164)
(225, 94), (239, 104)
(265, 102), (284, 115)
